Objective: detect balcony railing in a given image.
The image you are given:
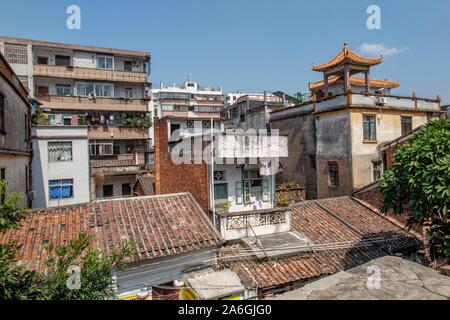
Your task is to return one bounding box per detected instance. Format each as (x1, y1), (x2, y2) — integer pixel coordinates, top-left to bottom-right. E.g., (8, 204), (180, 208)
(35, 94), (149, 112)
(34, 64), (147, 83)
(88, 126), (149, 140)
(218, 208), (291, 240)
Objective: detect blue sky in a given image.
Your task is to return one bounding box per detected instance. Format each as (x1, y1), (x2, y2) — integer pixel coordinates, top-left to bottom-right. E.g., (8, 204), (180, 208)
(1, 0), (449, 103)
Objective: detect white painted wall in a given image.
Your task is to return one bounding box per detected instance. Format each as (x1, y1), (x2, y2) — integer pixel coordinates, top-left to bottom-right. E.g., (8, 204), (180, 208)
(32, 126), (90, 209)
(95, 175), (135, 198)
(210, 164), (275, 213)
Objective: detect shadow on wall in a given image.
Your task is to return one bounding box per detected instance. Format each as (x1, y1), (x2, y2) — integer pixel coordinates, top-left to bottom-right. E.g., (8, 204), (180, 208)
(31, 141), (46, 209)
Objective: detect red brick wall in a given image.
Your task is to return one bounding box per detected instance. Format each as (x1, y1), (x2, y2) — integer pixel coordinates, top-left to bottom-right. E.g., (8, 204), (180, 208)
(385, 144), (399, 170)
(154, 118), (209, 212)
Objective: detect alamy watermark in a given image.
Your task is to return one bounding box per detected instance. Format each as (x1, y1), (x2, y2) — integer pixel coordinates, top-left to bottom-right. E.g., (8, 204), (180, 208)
(66, 265), (81, 290)
(66, 5), (81, 30)
(367, 5), (381, 30)
(366, 265), (381, 289)
(169, 126), (285, 174)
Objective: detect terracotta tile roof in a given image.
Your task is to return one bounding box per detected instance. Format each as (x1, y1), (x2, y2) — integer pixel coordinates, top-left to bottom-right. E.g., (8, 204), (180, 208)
(134, 176), (155, 196)
(90, 159), (136, 168)
(219, 196), (422, 290)
(312, 42), (383, 72)
(0, 193), (224, 272)
(309, 76), (400, 90)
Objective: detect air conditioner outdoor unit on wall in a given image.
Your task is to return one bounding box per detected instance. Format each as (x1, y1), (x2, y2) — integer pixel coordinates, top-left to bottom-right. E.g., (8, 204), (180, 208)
(376, 97), (387, 105)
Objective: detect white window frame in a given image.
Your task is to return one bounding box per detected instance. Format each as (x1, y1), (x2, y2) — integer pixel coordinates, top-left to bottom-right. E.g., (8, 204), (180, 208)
(75, 81), (113, 98)
(97, 55), (114, 70)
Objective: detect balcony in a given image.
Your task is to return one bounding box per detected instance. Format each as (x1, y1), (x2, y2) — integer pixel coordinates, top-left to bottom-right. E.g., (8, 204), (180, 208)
(216, 134), (288, 159)
(161, 110), (220, 119)
(88, 126), (149, 140)
(217, 207), (291, 241)
(35, 94), (149, 112)
(34, 64), (147, 83)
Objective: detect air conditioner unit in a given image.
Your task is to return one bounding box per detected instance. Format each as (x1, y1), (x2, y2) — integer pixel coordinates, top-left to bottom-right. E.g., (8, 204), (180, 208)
(376, 97), (387, 105)
(28, 190), (37, 201)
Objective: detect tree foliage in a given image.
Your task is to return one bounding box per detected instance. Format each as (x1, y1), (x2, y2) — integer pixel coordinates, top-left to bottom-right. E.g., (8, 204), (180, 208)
(379, 119), (450, 256)
(0, 179), (135, 300)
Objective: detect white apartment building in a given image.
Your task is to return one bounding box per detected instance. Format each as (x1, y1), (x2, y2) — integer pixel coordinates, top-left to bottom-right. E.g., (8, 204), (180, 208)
(31, 126), (90, 208)
(149, 80), (224, 146)
(225, 90), (246, 107)
(0, 36), (152, 200)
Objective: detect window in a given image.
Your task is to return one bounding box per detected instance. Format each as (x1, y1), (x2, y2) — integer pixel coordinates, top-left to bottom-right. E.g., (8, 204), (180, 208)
(124, 61), (132, 72)
(48, 142), (72, 162)
(328, 163), (339, 186)
(55, 55), (71, 66)
(214, 183), (228, 201)
(56, 84), (71, 95)
(49, 179), (73, 200)
(98, 55), (113, 70)
(103, 185), (113, 197)
(241, 169), (269, 203)
(202, 120), (211, 129)
(214, 170), (226, 182)
(122, 183), (131, 196)
(363, 115), (376, 141)
(0, 93), (5, 134)
(94, 83), (112, 97)
(125, 88), (133, 99)
(373, 161), (382, 181)
(89, 142), (113, 156)
(186, 120), (194, 128)
(37, 86), (49, 95)
(170, 123), (180, 136)
(37, 56), (48, 65)
(401, 116), (412, 135)
(76, 82), (112, 97)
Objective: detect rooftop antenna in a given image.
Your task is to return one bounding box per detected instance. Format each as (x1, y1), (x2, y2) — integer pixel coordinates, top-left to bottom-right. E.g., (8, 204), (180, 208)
(186, 73), (192, 82)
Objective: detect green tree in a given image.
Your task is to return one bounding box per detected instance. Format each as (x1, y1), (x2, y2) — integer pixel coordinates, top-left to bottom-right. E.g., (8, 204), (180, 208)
(0, 180), (41, 299)
(0, 180), (135, 300)
(379, 119), (450, 257)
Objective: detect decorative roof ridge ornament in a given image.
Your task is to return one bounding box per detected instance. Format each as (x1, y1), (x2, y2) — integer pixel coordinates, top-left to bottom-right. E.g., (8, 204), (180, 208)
(312, 42), (383, 72)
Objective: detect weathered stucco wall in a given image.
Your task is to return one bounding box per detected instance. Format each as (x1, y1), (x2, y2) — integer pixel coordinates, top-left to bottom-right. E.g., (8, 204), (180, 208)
(0, 64), (31, 208)
(350, 109), (428, 189)
(270, 112), (317, 199)
(315, 110), (353, 198)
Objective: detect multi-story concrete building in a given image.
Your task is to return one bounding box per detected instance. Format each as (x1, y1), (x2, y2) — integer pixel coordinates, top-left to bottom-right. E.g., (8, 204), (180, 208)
(225, 90), (246, 107)
(0, 36), (152, 200)
(270, 42), (444, 199)
(220, 92), (295, 131)
(31, 126), (90, 208)
(149, 80), (224, 145)
(0, 51), (32, 208)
